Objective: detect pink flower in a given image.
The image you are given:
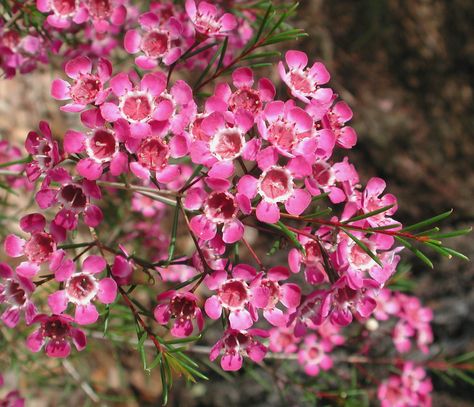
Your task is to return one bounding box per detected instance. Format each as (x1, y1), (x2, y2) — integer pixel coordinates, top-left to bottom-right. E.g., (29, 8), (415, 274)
(63, 126), (127, 180)
(268, 325), (300, 354)
(204, 265), (258, 330)
(297, 334), (334, 376)
(0, 263), (37, 328)
(124, 12), (183, 69)
(36, 0), (87, 29)
(249, 266), (301, 327)
(4, 213), (64, 271)
(213, 67), (275, 119)
(81, 0), (127, 33)
(210, 328), (268, 371)
(257, 100), (314, 157)
(185, 0), (237, 37)
(192, 235), (228, 272)
(306, 98), (358, 149)
(48, 255), (116, 325)
(278, 50), (333, 103)
(26, 313), (87, 358)
(24, 121), (62, 182)
(362, 177), (398, 227)
(111, 246), (134, 286)
(154, 290), (204, 337)
(237, 157), (311, 224)
(189, 110), (253, 171)
(51, 56), (112, 112)
(100, 71), (167, 138)
(188, 187), (245, 244)
(36, 174), (103, 230)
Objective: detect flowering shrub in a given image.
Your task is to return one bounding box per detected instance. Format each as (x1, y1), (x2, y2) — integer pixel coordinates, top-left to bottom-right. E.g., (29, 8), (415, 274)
(0, 0), (472, 405)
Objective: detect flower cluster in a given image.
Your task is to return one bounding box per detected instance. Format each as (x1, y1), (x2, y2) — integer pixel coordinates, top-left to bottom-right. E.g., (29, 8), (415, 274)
(0, 1), (465, 405)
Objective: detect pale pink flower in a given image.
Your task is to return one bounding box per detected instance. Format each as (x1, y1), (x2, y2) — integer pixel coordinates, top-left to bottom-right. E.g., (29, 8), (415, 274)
(51, 56), (112, 112)
(298, 334), (334, 376)
(124, 11), (182, 69)
(36, 0), (87, 29)
(48, 255), (116, 325)
(278, 50), (333, 103)
(185, 0), (237, 37)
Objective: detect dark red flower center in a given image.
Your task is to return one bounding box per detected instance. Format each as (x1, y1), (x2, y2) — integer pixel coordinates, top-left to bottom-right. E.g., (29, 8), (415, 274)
(66, 273), (98, 303)
(169, 296), (196, 320)
(86, 129), (117, 162)
(5, 280), (27, 306)
(204, 192), (237, 223)
(59, 184), (87, 210)
(136, 137), (169, 171)
(43, 316), (70, 339)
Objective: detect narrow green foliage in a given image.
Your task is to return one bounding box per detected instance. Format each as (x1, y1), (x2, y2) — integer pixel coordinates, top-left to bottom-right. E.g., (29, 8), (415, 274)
(342, 229), (383, 267)
(342, 204), (395, 224)
(402, 209), (453, 232)
(394, 236), (434, 268)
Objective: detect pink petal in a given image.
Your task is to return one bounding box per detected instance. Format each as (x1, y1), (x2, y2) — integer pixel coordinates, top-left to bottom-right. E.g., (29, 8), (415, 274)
(82, 255), (106, 274)
(263, 308), (287, 327)
(46, 340), (71, 358)
(64, 130), (85, 153)
(124, 29), (141, 54)
(221, 353), (243, 371)
(229, 309), (253, 330)
(26, 329), (44, 352)
(77, 158), (102, 180)
(190, 215), (216, 241)
(267, 266), (289, 281)
(20, 213), (45, 233)
(75, 303), (99, 325)
(51, 79), (70, 100)
(100, 102), (121, 122)
(280, 283), (301, 309)
(65, 56), (92, 79)
(97, 278), (117, 304)
(48, 290), (68, 314)
(285, 189), (311, 215)
(171, 319), (193, 338)
(84, 205), (103, 228)
(222, 220), (244, 244)
(232, 67), (254, 88)
(4, 235), (25, 257)
(256, 201), (280, 224)
(204, 296), (222, 319)
(154, 303), (171, 325)
(110, 72), (132, 97)
(16, 262), (40, 278)
(237, 175), (258, 198)
(285, 50), (308, 69)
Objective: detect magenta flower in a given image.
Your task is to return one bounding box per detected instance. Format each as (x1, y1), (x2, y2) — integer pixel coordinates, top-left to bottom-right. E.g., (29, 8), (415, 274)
(297, 334), (334, 376)
(249, 266), (301, 327)
(63, 126), (127, 180)
(189, 110), (253, 171)
(188, 188), (245, 244)
(81, 0), (127, 33)
(306, 98), (358, 149)
(237, 155), (311, 224)
(278, 50), (333, 103)
(257, 100), (314, 157)
(100, 71), (167, 138)
(154, 290), (204, 338)
(36, 0), (87, 29)
(4, 213), (64, 274)
(192, 235), (228, 272)
(124, 12), (183, 69)
(213, 67), (275, 119)
(24, 121), (62, 182)
(288, 227), (328, 284)
(51, 56), (112, 112)
(185, 0), (237, 37)
(26, 313), (87, 358)
(48, 255), (117, 325)
(0, 263), (37, 328)
(268, 325), (300, 354)
(204, 265), (258, 330)
(210, 328), (268, 371)
(362, 177), (398, 227)
(36, 175), (103, 230)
